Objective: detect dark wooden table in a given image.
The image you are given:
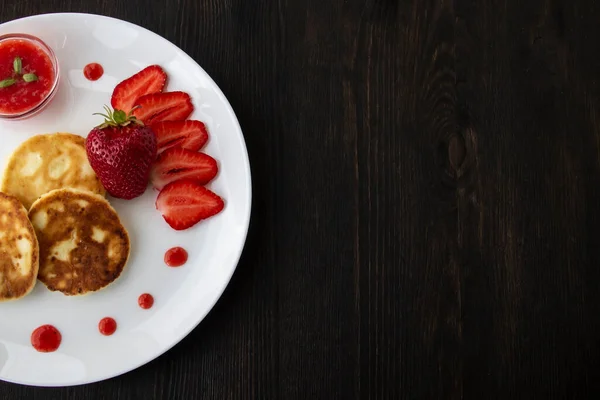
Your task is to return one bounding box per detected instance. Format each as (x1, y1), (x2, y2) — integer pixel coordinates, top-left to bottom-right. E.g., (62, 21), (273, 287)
(2, 0), (600, 398)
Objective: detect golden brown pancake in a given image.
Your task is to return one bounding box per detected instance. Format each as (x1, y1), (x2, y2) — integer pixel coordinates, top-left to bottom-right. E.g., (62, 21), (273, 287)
(0, 191), (39, 301)
(29, 188), (130, 296)
(1, 133), (105, 209)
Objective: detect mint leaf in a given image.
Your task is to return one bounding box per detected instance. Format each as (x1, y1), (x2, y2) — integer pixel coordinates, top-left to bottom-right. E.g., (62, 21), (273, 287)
(23, 73), (38, 82)
(13, 57), (22, 74)
(0, 78), (16, 88)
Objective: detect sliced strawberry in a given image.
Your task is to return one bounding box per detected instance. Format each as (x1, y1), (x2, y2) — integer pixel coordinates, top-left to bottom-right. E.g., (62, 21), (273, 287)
(149, 101), (194, 123)
(111, 65), (167, 113)
(132, 92), (193, 124)
(151, 120), (209, 154)
(156, 180), (224, 230)
(151, 148), (218, 190)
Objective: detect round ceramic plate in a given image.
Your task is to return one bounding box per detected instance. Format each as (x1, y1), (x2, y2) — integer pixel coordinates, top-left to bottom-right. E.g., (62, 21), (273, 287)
(0, 13), (251, 386)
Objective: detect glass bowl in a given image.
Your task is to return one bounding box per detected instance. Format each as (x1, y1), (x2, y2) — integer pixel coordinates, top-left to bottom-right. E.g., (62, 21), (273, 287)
(0, 33), (60, 120)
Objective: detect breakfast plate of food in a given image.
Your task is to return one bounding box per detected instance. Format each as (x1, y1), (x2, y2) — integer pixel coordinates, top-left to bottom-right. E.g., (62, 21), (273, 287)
(0, 13), (251, 386)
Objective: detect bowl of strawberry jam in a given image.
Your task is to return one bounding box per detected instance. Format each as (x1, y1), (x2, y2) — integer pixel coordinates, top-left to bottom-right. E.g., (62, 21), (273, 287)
(0, 33), (59, 120)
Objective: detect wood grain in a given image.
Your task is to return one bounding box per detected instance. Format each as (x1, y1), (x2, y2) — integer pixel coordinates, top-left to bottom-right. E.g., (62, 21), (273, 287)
(1, 0), (600, 398)
(456, 0), (600, 398)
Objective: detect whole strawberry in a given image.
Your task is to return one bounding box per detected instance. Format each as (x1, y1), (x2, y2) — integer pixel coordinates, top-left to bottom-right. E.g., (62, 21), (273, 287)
(86, 106), (157, 199)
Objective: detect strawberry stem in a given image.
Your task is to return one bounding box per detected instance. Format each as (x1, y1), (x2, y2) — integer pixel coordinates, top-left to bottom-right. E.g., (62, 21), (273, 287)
(94, 105), (144, 129)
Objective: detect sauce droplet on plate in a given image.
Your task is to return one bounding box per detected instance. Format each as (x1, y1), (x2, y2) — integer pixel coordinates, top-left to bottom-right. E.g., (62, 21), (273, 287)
(83, 62), (104, 81)
(98, 317), (117, 336)
(164, 247), (188, 267)
(138, 293), (154, 309)
(31, 325), (61, 352)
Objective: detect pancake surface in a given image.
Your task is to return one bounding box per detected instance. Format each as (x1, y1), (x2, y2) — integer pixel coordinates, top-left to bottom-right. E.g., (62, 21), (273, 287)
(0, 192), (39, 301)
(1, 133), (105, 209)
(29, 188), (130, 296)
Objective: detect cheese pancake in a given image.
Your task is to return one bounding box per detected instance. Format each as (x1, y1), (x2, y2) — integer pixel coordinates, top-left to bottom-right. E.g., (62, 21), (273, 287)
(1, 133), (105, 209)
(29, 188), (130, 296)
(0, 192), (39, 301)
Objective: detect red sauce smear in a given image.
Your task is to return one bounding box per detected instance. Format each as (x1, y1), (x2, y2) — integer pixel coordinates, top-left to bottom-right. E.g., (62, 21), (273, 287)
(164, 247), (188, 267)
(83, 62), (104, 81)
(0, 39), (55, 115)
(98, 317), (117, 336)
(31, 325), (61, 352)
(138, 293), (154, 309)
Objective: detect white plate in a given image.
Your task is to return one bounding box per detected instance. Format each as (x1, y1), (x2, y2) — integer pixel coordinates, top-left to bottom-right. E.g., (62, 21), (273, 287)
(0, 13), (251, 386)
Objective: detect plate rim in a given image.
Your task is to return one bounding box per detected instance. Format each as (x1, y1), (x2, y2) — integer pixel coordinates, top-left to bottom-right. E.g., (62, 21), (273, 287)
(0, 11), (252, 387)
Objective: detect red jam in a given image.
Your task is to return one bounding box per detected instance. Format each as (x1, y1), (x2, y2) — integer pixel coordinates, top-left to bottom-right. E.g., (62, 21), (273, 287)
(164, 247), (188, 267)
(138, 293), (154, 309)
(83, 62), (104, 81)
(31, 325), (61, 352)
(98, 317), (117, 336)
(0, 38), (55, 115)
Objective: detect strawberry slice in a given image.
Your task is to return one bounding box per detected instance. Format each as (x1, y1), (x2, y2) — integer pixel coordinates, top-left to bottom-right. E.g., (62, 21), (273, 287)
(151, 147), (218, 190)
(133, 91), (193, 124)
(151, 120), (209, 154)
(111, 65), (167, 113)
(156, 180), (224, 230)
